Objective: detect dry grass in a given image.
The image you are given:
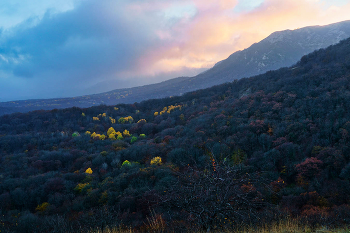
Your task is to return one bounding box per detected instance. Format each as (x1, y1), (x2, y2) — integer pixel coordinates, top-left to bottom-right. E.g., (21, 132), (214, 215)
(228, 218), (349, 233)
(87, 217), (350, 233)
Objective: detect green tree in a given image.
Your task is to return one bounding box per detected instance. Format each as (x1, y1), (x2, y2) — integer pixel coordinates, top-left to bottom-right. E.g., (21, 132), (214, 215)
(122, 160), (131, 167)
(131, 136), (137, 143)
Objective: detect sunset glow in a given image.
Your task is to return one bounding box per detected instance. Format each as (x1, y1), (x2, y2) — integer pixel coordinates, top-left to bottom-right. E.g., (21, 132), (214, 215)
(0, 0), (350, 101)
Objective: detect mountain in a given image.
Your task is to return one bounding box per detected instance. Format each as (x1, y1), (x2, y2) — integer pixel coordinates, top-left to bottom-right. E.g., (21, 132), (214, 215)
(193, 20), (350, 89)
(1, 20), (350, 116)
(1, 34), (350, 232)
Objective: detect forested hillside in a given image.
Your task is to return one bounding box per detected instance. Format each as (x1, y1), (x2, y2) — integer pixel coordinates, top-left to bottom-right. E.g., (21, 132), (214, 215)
(1, 37), (350, 232)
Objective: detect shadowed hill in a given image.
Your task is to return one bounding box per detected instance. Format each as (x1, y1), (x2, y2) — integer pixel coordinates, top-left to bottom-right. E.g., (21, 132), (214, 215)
(1, 32), (350, 232)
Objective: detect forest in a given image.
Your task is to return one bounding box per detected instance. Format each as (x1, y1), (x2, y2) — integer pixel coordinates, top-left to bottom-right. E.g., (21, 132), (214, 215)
(1, 37), (350, 232)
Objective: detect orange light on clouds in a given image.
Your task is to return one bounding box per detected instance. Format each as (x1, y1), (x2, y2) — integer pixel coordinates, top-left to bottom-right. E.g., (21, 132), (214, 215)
(122, 0), (350, 79)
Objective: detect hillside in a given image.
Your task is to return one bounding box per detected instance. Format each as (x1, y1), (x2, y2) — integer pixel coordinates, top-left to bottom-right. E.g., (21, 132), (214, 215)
(1, 35), (350, 232)
(1, 20), (350, 116)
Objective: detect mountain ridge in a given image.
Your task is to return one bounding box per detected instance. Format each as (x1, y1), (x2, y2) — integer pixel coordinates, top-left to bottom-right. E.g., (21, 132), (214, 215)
(1, 20), (350, 115)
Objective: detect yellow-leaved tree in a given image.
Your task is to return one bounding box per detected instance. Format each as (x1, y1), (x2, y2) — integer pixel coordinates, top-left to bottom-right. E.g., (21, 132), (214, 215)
(107, 127), (116, 136)
(110, 117), (116, 124)
(150, 157), (162, 166)
(123, 129), (130, 137)
(126, 116), (134, 123)
(109, 133), (116, 140)
(85, 168), (93, 174)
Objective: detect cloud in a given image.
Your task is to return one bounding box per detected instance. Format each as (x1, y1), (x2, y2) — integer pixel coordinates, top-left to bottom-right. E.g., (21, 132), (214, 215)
(134, 0), (350, 79)
(0, 0), (163, 100)
(0, 0), (350, 101)
(0, 0), (76, 29)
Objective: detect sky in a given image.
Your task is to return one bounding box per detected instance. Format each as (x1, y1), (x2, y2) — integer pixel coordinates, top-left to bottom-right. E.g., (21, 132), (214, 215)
(0, 0), (350, 101)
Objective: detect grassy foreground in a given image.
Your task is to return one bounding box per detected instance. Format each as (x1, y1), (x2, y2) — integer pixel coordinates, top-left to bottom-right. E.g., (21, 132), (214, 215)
(85, 218), (350, 233)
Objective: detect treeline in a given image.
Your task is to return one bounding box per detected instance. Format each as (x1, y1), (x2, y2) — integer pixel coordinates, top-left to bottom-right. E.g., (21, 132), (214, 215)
(1, 38), (350, 232)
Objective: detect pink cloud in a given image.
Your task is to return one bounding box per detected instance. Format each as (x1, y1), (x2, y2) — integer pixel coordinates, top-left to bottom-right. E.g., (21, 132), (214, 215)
(118, 0), (350, 79)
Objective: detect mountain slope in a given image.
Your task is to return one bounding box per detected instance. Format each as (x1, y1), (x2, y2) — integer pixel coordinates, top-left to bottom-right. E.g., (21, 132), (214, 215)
(1, 20), (350, 115)
(1, 35), (350, 232)
(180, 19), (350, 90)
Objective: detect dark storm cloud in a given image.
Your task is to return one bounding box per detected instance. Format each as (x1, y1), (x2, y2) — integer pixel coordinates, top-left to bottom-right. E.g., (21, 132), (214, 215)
(0, 0), (159, 100)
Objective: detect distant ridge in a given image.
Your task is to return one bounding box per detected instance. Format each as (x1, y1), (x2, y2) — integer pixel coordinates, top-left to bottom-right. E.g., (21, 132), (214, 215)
(1, 20), (350, 116)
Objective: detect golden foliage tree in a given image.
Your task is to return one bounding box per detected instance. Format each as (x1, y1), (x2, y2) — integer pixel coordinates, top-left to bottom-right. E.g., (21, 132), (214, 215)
(109, 133), (116, 140)
(150, 156), (162, 166)
(85, 167), (93, 174)
(110, 117), (116, 124)
(107, 127), (116, 136)
(123, 129), (130, 137)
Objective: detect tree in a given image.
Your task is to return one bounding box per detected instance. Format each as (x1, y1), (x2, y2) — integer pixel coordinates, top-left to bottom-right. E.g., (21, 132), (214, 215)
(109, 133), (116, 140)
(123, 129), (130, 137)
(107, 127), (116, 137)
(131, 136), (137, 143)
(122, 160), (131, 167)
(118, 117), (126, 124)
(110, 117), (116, 124)
(85, 168), (93, 174)
(296, 157), (323, 179)
(160, 166), (269, 231)
(150, 156), (162, 165)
